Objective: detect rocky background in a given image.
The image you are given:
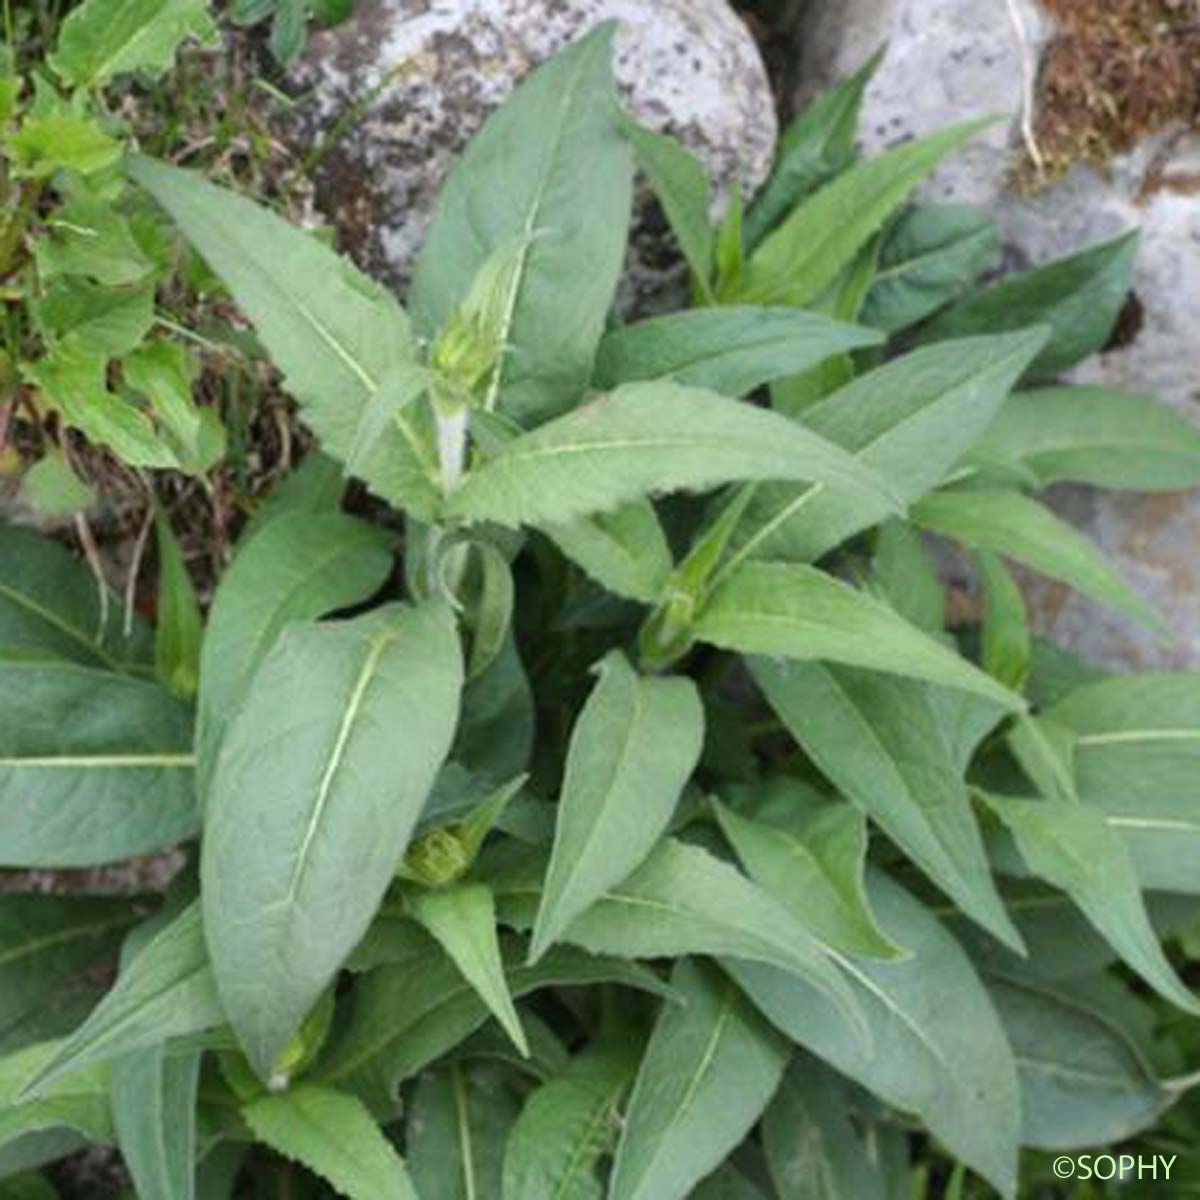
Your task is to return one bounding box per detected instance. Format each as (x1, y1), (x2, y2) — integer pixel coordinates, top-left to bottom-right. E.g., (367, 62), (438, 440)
(288, 0), (1200, 672)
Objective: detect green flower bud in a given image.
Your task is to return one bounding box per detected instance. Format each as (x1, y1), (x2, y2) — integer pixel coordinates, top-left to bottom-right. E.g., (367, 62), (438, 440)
(402, 825), (471, 887)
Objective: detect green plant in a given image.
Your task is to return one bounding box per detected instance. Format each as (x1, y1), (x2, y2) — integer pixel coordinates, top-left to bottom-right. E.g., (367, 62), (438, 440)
(228, 0), (356, 66)
(2, 25), (1199, 1200)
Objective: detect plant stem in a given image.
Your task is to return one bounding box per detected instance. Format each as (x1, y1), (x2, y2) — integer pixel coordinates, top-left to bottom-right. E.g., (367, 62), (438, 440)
(0, 179), (43, 278)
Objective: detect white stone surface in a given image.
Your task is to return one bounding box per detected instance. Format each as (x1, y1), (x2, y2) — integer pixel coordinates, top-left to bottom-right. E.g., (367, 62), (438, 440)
(291, 0), (777, 298)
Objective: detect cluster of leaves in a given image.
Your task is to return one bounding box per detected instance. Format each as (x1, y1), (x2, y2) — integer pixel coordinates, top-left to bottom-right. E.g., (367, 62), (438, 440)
(0, 0), (230, 519)
(2, 25), (1200, 1200)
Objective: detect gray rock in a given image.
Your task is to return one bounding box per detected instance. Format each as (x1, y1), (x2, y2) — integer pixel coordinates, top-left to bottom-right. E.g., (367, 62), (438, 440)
(290, 0), (777, 304)
(799, 0), (1200, 669)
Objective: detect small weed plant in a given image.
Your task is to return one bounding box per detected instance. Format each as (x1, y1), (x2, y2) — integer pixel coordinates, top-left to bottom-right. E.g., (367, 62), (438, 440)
(2, 16), (1200, 1200)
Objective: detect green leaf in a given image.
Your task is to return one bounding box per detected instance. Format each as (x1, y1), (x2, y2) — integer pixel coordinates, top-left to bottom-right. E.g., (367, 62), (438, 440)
(0, 661), (197, 866)
(203, 604), (462, 1080)
(460, 542), (514, 679)
(411, 26), (633, 427)
(268, 0), (306, 65)
(724, 330), (1048, 568)
(915, 231), (1139, 381)
(621, 119), (713, 297)
(6, 114), (120, 178)
(24, 350), (182, 470)
(726, 871), (1020, 1200)
(501, 1043), (637, 1200)
(409, 1063), (518, 1200)
(243, 1084), (418, 1200)
(860, 204), (999, 333)
(870, 519), (943, 632)
(24, 904), (223, 1095)
(153, 510), (202, 699)
(762, 1057), (886, 1200)
(447, 381), (895, 529)
(541, 501), (673, 604)
(750, 659), (1020, 950)
(0, 1040), (112, 1152)
(195, 510), (394, 799)
(32, 277), (156, 355)
(985, 974), (1174, 1149)
(0, 895), (138, 1041)
(695, 562), (1022, 709)
(609, 958), (789, 1200)
(981, 794), (1199, 1014)
(593, 308), (880, 398)
(454, 631), (535, 781)
(19, 452), (94, 520)
(530, 651), (703, 960)
(317, 933), (673, 1107)
(736, 119), (991, 307)
(1047, 673), (1200, 892)
(110, 1044), (201, 1200)
(126, 156), (441, 517)
(966, 385), (1200, 491)
(743, 49), (881, 250)
(910, 488), (1159, 628)
(711, 795), (903, 960)
(408, 884), (527, 1056)
(977, 550), (1030, 692)
(35, 199), (154, 286)
(124, 341), (225, 477)
(49, 0), (217, 87)
(508, 839), (862, 1034)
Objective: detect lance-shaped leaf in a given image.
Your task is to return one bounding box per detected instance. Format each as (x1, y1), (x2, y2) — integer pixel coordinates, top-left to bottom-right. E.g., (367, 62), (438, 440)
(513, 839), (862, 1036)
(411, 26), (632, 427)
(915, 231), (1139, 381)
(968, 386), (1200, 492)
(243, 1084), (418, 1200)
(743, 49), (881, 250)
(110, 1044), (201, 1200)
(0, 896), (138, 1044)
(695, 562), (1022, 709)
(0, 1039), (113, 1153)
(981, 795), (1199, 1014)
(541, 501), (673, 604)
(531, 651), (703, 960)
(763, 1057), (887, 1200)
(1047, 673), (1200, 892)
(126, 156), (442, 517)
(153, 510), (203, 700)
(593, 308), (881, 397)
(622, 120), (713, 295)
(712, 797), (902, 960)
(409, 1063), (519, 1200)
(0, 524), (152, 669)
(195, 510), (394, 800)
(911, 488), (1159, 628)
(317, 933), (673, 1108)
(724, 330), (1048, 568)
(984, 974), (1174, 1149)
(0, 661), (197, 867)
(49, 0), (217, 87)
(203, 603), (462, 1080)
(609, 959), (789, 1200)
(736, 119), (990, 308)
(447, 382), (895, 530)
(726, 872), (1020, 1200)
(23, 904), (223, 1094)
(861, 204), (999, 333)
(749, 659), (1021, 950)
(501, 1042), (638, 1200)
(408, 884), (527, 1056)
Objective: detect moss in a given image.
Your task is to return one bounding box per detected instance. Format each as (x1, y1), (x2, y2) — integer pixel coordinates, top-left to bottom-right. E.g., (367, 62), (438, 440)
(1015, 0), (1200, 190)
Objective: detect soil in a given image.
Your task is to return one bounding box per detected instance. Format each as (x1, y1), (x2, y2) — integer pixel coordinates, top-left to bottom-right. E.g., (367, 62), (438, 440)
(1017, 0), (1200, 187)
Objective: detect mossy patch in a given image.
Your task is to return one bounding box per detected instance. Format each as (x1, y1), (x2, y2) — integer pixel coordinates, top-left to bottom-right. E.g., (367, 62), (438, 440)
(1016, 0), (1200, 189)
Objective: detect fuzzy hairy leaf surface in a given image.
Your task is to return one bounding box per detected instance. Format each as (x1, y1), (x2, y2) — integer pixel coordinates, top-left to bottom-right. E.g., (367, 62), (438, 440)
(411, 26), (632, 427)
(447, 382), (894, 529)
(203, 604), (462, 1079)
